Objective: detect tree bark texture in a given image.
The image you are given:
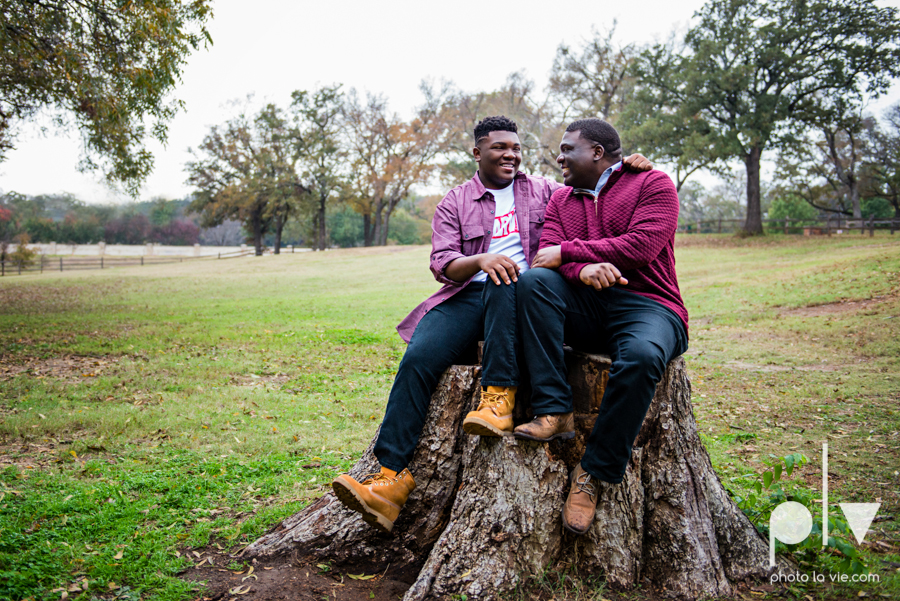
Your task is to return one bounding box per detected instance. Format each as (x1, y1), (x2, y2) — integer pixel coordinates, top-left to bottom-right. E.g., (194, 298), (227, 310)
(248, 354), (789, 600)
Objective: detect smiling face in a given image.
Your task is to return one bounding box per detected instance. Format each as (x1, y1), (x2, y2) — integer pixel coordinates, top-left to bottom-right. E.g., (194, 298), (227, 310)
(557, 130), (604, 189)
(473, 130), (522, 190)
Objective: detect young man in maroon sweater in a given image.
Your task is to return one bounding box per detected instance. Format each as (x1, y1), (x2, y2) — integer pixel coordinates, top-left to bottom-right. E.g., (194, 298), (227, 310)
(514, 118), (689, 535)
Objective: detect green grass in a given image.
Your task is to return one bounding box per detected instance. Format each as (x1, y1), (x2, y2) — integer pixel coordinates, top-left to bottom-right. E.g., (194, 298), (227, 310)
(1, 236), (899, 600)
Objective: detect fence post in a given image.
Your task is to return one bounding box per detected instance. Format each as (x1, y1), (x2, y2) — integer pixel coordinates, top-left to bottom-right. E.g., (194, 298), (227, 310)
(40, 254), (43, 274)
(18, 261), (21, 275)
(784, 217), (789, 235)
(869, 214), (875, 237)
(101, 257), (104, 269)
(826, 216), (832, 236)
(891, 220), (896, 235)
(60, 257), (63, 272)
(1, 259), (4, 277)
(141, 256), (144, 266)
(696, 220), (701, 234)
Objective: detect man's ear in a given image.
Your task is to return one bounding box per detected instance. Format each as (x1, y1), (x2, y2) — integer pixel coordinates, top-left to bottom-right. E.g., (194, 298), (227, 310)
(472, 145), (482, 163)
(593, 144), (606, 162)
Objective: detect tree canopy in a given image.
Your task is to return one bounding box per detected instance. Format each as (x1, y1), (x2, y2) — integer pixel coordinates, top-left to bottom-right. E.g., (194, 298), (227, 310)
(621, 0), (900, 233)
(0, 0), (212, 192)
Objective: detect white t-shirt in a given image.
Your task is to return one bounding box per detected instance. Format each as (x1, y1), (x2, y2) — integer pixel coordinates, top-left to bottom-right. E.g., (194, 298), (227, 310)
(472, 181), (529, 282)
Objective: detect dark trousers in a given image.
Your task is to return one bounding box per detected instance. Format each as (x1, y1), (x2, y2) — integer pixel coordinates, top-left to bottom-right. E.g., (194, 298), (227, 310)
(518, 268), (687, 484)
(374, 280), (521, 472)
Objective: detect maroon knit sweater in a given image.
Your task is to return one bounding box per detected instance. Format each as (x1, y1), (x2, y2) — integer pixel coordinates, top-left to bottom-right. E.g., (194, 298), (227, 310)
(540, 168), (689, 333)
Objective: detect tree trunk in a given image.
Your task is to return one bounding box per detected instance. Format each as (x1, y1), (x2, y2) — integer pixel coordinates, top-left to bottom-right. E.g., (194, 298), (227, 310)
(744, 146), (763, 235)
(273, 214), (284, 255)
(250, 214), (264, 257)
(317, 196), (327, 251)
(247, 354), (792, 600)
(372, 204), (384, 247)
(363, 213), (373, 247)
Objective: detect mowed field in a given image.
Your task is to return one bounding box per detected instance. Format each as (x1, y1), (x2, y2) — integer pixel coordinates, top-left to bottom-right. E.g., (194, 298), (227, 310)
(0, 235), (898, 601)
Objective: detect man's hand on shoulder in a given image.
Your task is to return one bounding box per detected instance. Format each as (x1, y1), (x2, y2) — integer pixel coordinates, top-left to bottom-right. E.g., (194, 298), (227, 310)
(579, 263), (628, 290)
(623, 154), (653, 172)
(532, 245), (562, 269)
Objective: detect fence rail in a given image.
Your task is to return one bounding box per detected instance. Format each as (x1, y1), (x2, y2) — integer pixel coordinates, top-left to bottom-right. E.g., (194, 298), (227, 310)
(678, 215), (900, 235)
(1, 248), (254, 277)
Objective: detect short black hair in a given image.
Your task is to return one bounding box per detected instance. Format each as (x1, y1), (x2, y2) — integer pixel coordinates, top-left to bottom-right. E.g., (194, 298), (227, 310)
(566, 118), (622, 159)
(474, 115), (518, 144)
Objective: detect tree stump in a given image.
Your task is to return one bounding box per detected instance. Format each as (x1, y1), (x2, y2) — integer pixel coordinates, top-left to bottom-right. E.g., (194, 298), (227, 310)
(246, 353), (790, 599)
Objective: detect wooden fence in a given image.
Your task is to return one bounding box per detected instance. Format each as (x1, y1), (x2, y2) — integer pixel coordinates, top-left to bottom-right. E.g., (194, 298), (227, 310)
(0, 248), (253, 277)
(679, 214), (900, 235)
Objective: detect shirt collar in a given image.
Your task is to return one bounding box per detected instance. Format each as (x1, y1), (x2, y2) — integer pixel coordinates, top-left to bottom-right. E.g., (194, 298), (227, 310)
(472, 171), (523, 200)
(593, 161), (623, 195)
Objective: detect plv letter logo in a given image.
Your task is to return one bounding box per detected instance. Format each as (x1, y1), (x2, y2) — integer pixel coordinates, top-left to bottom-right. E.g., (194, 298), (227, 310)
(768, 443), (880, 567)
(840, 503), (881, 545)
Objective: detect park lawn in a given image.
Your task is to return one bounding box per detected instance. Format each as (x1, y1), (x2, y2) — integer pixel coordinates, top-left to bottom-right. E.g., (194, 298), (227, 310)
(0, 235), (898, 601)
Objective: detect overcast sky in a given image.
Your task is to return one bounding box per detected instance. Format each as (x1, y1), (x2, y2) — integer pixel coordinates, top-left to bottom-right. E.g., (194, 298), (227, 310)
(2, 0), (899, 204)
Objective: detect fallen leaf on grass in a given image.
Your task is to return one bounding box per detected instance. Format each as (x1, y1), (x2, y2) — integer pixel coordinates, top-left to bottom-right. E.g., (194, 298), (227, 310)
(113, 550), (123, 560)
(347, 573), (376, 580)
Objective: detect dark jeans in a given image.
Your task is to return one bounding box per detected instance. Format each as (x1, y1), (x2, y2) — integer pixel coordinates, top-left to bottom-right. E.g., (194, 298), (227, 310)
(374, 279), (520, 472)
(518, 268), (687, 484)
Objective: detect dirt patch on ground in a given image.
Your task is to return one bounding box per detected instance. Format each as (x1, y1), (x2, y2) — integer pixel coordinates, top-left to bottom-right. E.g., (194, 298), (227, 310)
(182, 550), (413, 601)
(723, 360), (855, 373)
(780, 296), (891, 318)
(0, 354), (118, 383)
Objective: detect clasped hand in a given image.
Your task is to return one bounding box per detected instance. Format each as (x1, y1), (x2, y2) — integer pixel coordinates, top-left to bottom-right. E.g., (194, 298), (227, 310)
(579, 263), (628, 290)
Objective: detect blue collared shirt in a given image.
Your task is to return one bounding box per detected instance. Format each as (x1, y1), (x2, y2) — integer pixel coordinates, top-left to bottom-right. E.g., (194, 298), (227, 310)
(593, 161), (623, 196)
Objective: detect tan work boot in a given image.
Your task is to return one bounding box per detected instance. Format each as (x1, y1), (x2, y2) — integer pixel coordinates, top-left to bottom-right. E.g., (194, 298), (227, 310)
(331, 467), (416, 533)
(513, 412), (575, 442)
(462, 386), (516, 437)
(562, 463), (598, 535)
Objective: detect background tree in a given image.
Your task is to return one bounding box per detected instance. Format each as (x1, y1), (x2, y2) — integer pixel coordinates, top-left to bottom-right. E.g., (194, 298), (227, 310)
(776, 99), (872, 219)
(863, 104), (900, 219)
(547, 24), (637, 125)
(629, 0), (900, 234)
(291, 85), (345, 251)
(433, 74), (563, 187)
(619, 34), (729, 193)
(344, 89), (442, 246)
(253, 103), (306, 254)
(188, 110), (274, 255)
(0, 0), (212, 192)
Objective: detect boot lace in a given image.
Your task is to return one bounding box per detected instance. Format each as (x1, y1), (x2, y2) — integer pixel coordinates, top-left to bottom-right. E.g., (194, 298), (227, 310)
(361, 472), (392, 487)
(476, 390), (507, 414)
(574, 471), (596, 500)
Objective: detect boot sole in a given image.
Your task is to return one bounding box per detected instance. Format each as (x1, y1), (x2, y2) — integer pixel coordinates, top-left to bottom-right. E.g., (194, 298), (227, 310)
(331, 476), (394, 534)
(562, 517), (591, 536)
(513, 430), (576, 442)
(463, 416), (512, 437)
